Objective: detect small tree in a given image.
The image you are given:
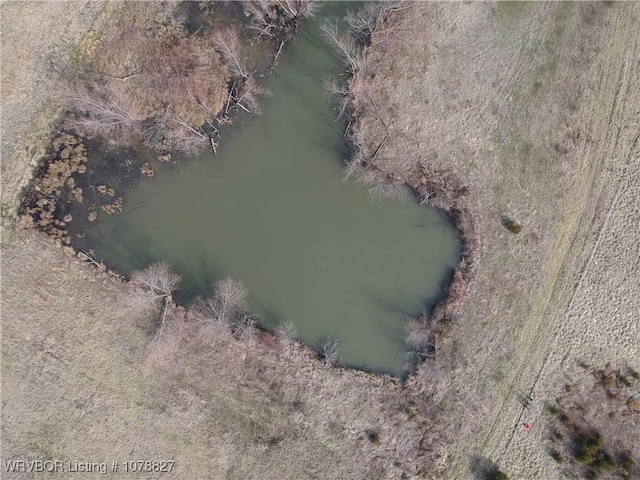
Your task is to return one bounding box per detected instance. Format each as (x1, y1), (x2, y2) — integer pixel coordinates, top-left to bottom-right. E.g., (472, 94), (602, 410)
(236, 76), (271, 116)
(274, 0), (321, 20)
(213, 30), (248, 80)
(323, 77), (350, 119)
(276, 319), (298, 344)
(321, 336), (340, 366)
(405, 318), (434, 351)
(62, 81), (141, 143)
(232, 311), (258, 344)
(344, 2), (381, 40)
(193, 277), (248, 327)
(131, 262), (181, 300)
(130, 262), (181, 341)
(190, 277), (260, 345)
(321, 20), (366, 74)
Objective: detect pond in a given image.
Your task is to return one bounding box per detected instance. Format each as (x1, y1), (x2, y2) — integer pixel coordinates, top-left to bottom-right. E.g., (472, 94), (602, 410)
(83, 2), (460, 376)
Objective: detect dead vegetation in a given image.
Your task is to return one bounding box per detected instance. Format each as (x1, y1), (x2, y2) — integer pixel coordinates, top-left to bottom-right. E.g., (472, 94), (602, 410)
(130, 262), (182, 341)
(61, 2), (228, 155)
(245, 0), (320, 37)
(17, 133), (91, 248)
(324, 0), (476, 373)
(343, 1), (640, 478)
(61, 2), (274, 156)
(320, 336), (341, 366)
(545, 364), (639, 479)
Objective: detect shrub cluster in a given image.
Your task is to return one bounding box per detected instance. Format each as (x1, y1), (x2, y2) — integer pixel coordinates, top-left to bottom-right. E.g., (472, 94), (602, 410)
(546, 364), (639, 479)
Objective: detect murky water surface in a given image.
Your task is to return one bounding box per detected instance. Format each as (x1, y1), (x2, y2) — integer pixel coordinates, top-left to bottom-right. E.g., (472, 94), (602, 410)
(87, 3), (460, 375)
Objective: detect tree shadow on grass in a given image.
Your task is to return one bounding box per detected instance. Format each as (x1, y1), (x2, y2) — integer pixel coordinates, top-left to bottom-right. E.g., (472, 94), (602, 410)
(470, 455), (509, 480)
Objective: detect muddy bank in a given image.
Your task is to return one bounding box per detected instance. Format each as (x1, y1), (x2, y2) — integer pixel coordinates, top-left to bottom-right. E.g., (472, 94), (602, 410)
(17, 0), (315, 264)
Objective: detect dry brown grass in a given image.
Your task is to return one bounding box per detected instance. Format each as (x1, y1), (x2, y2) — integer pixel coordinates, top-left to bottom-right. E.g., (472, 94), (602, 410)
(1, 227), (466, 479)
(0, 0), (106, 218)
(63, 2), (229, 155)
(351, 1), (640, 478)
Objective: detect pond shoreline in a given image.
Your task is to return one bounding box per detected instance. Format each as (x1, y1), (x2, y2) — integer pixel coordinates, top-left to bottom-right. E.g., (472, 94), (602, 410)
(336, 4), (478, 351)
(16, 0), (470, 378)
(16, 1), (305, 267)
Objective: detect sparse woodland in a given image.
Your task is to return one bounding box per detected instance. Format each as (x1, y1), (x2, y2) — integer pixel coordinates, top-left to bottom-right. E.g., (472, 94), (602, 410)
(61, 1), (318, 156)
(323, 1), (476, 374)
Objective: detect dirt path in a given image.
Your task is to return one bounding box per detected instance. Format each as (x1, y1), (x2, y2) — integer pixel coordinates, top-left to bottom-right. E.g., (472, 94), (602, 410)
(441, 4), (640, 477)
(482, 13), (640, 476)
(1, 0), (106, 218)
(356, 2), (640, 477)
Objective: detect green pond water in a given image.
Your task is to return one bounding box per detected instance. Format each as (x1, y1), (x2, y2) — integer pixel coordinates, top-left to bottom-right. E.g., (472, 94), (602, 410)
(87, 3), (460, 375)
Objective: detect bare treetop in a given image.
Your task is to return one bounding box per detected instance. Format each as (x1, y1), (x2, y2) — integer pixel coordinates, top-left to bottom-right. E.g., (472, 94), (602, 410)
(213, 30), (248, 80)
(131, 262), (181, 299)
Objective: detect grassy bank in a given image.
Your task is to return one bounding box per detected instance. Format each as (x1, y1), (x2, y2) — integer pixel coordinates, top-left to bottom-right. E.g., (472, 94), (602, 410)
(1, 228), (455, 479)
(347, 1), (640, 478)
(2, 2), (453, 478)
(3, 1), (638, 478)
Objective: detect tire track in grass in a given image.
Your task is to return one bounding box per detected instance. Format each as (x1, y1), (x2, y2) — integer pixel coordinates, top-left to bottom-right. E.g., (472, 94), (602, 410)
(474, 5), (636, 469)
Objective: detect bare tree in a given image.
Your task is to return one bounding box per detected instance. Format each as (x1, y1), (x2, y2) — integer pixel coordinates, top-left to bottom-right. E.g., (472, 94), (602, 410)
(348, 161), (406, 201)
(321, 336), (340, 366)
(198, 277), (248, 326)
(275, 0), (321, 20)
(190, 278), (259, 345)
(62, 81), (141, 142)
(369, 1), (416, 47)
(165, 125), (209, 156)
(130, 262), (181, 341)
(164, 109), (210, 155)
(345, 1), (413, 44)
(276, 319), (298, 344)
(131, 262), (181, 299)
(213, 30), (248, 79)
(232, 311), (258, 344)
(405, 318), (433, 351)
(245, 1), (278, 38)
(321, 20), (366, 74)
(236, 77), (271, 116)
(323, 77), (350, 119)
(344, 2), (381, 39)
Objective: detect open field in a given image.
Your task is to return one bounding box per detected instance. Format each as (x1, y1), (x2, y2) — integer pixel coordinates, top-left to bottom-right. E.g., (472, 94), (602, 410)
(0, 0), (106, 218)
(1, 3), (450, 479)
(356, 2), (640, 477)
(2, 1), (639, 479)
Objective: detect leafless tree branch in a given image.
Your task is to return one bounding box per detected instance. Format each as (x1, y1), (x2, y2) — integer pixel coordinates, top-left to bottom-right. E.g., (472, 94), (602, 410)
(321, 336), (340, 366)
(321, 20), (366, 74)
(130, 262), (181, 341)
(213, 29), (248, 79)
(276, 319), (298, 344)
(61, 81), (141, 142)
